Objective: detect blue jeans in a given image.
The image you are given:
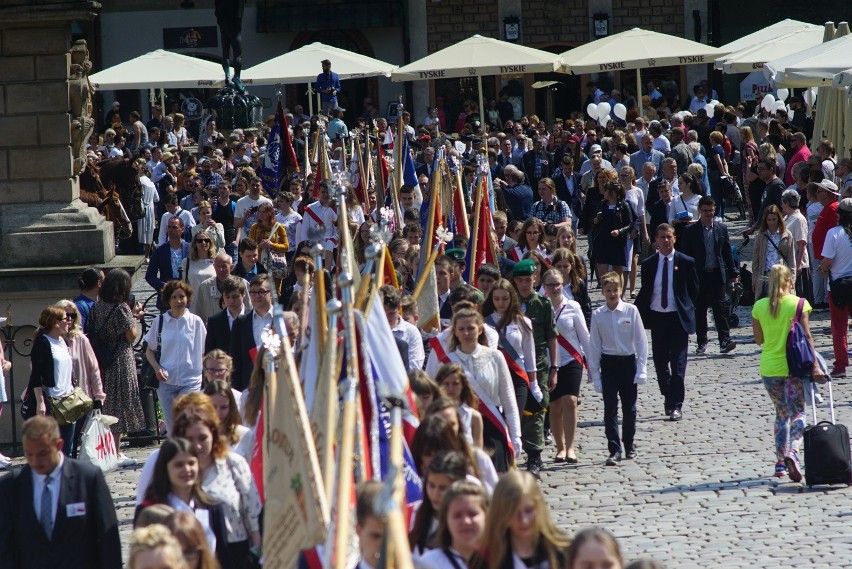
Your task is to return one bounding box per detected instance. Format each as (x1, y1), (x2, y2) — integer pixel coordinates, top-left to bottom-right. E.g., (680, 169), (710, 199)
(158, 380), (202, 434)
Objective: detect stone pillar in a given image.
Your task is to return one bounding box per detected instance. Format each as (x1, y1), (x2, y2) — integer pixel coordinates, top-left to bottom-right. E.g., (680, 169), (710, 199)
(0, 1), (115, 271)
(0, 2), (147, 448)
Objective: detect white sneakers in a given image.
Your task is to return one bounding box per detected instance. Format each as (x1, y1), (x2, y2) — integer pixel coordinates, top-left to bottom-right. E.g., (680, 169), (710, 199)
(117, 453), (137, 468)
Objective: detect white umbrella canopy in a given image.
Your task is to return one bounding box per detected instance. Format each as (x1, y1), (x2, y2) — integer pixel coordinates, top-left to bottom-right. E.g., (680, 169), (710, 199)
(557, 28), (726, 116)
(240, 42), (396, 85)
(392, 35), (560, 127)
(391, 35), (560, 81)
(90, 49), (222, 89)
(811, 23), (849, 153)
(764, 24), (852, 87)
(717, 26), (824, 74)
(717, 19), (819, 55)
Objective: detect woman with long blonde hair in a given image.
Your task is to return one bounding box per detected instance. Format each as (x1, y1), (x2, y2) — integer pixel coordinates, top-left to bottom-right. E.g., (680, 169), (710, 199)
(752, 264), (821, 481)
(476, 470), (570, 569)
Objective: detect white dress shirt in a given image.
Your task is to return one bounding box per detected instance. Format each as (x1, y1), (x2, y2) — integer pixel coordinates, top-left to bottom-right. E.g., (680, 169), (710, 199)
(553, 298), (592, 366)
(32, 453), (64, 526)
(252, 310), (273, 347)
(588, 301), (648, 385)
(391, 318), (426, 371)
(650, 251), (676, 312)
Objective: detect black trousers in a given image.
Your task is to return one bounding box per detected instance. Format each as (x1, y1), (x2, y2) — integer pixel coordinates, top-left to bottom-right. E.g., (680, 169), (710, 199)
(601, 355), (637, 454)
(696, 269), (731, 345)
(650, 311), (688, 412)
(796, 266), (814, 305)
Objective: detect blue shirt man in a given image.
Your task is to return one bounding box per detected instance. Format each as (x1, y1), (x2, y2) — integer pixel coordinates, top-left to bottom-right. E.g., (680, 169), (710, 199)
(315, 59), (341, 115)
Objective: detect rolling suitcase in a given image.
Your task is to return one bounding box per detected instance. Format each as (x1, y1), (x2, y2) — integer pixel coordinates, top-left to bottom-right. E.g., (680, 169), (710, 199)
(803, 379), (852, 487)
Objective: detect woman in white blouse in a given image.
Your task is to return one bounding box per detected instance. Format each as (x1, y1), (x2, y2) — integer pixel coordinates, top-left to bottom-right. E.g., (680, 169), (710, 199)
(440, 308), (521, 473)
(542, 269), (591, 464)
(671, 172), (702, 233)
(144, 281), (207, 432)
(173, 410), (262, 567)
(620, 166), (648, 299)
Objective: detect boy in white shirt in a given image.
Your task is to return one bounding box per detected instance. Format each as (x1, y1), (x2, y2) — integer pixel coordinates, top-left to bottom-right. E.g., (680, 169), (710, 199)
(588, 271), (648, 466)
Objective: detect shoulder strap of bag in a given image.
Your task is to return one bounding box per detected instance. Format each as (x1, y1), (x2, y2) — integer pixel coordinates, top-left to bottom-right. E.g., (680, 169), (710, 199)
(766, 233), (789, 265)
(155, 313), (165, 359)
(793, 297), (805, 326)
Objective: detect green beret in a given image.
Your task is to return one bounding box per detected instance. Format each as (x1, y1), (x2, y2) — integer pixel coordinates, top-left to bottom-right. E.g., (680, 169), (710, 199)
(445, 248), (466, 262)
(512, 259), (536, 277)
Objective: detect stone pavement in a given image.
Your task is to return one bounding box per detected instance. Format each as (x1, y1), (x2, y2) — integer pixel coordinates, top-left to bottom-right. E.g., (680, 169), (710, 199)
(5, 216), (852, 567)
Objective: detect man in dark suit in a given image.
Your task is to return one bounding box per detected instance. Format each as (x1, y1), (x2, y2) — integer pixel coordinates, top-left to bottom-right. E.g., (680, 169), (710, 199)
(646, 158), (680, 209)
(205, 275), (249, 354)
(647, 181), (675, 240)
(679, 196), (738, 355)
(635, 223), (699, 421)
(0, 416), (121, 569)
(552, 155), (584, 231)
(415, 146), (435, 179)
(521, 136), (553, 190)
(145, 215), (190, 310)
(230, 274), (274, 391)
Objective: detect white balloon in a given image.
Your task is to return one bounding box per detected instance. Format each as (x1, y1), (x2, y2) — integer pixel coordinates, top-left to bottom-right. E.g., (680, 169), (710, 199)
(710, 100), (720, 106)
(598, 114), (612, 126)
(762, 93), (776, 110)
(597, 102), (612, 119)
(776, 88), (789, 102)
(704, 103), (715, 116)
(613, 103), (627, 120)
(587, 103), (598, 119)
(774, 101), (786, 112)
(804, 87), (817, 107)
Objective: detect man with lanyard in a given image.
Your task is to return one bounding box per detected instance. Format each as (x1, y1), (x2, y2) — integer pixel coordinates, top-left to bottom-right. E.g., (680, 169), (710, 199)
(315, 59), (341, 116)
(299, 181), (339, 269)
(511, 259), (557, 478)
(145, 216), (191, 311)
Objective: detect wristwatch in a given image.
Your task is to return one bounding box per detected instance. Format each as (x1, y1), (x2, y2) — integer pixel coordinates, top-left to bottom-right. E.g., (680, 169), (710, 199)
(550, 365), (558, 371)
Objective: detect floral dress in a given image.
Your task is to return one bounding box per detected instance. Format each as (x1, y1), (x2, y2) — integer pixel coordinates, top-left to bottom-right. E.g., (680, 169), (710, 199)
(88, 301), (145, 435)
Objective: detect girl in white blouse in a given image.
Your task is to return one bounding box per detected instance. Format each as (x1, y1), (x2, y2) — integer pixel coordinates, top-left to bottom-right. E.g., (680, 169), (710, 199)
(442, 309), (522, 472)
(542, 269), (591, 464)
(435, 363), (483, 449)
(418, 481), (490, 569)
(173, 411), (262, 567)
(482, 280), (541, 429)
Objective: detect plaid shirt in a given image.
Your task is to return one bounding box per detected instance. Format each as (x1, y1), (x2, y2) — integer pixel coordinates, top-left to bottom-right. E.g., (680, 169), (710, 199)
(531, 199), (571, 224)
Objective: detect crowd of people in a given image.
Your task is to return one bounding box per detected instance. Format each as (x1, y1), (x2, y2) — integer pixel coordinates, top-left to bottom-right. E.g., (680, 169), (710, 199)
(0, 64), (850, 568)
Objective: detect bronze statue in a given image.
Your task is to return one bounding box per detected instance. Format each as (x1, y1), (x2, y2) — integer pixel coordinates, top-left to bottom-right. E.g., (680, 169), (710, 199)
(215, 0), (246, 92)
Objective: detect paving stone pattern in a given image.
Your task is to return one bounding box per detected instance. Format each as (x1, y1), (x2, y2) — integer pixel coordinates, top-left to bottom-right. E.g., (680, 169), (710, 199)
(6, 217), (852, 567)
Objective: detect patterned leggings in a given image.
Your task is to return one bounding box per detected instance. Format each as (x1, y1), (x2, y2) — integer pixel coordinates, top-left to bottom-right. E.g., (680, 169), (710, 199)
(763, 376), (805, 462)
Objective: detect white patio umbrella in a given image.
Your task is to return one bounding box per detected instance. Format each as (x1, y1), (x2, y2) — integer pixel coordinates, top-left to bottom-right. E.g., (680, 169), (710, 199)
(240, 42), (397, 116)
(391, 35), (561, 124)
(812, 23), (849, 153)
(716, 25), (823, 74)
(716, 19), (819, 56)
(90, 49), (223, 89)
(557, 28), (727, 115)
(764, 23), (852, 87)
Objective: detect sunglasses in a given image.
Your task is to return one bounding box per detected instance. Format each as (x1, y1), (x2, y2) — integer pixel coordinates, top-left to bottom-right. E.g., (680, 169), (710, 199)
(196, 239), (211, 244)
(65, 312), (76, 320)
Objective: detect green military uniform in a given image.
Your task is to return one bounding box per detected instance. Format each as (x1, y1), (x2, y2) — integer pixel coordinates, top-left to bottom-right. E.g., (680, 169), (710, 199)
(518, 290), (556, 457)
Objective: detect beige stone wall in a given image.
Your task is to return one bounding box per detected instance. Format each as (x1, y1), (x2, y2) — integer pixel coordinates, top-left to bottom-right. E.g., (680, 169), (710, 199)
(426, 0), (500, 53)
(522, 0), (589, 47)
(0, 25), (75, 206)
(612, 0), (684, 36)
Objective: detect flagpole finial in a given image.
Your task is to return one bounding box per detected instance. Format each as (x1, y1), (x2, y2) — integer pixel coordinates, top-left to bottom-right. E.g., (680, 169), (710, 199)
(326, 298), (343, 315)
(475, 153), (489, 175)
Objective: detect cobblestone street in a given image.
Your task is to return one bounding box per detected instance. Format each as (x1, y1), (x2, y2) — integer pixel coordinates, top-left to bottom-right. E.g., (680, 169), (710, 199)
(5, 218), (852, 567)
